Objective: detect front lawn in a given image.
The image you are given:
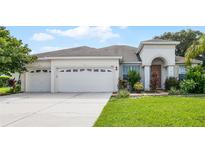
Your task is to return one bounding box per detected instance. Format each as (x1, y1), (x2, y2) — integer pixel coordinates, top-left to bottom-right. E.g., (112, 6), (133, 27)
(94, 96), (205, 127)
(0, 87), (11, 95)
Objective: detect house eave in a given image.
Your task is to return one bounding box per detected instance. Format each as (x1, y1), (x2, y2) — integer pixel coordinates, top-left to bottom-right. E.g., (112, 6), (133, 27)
(121, 62), (142, 64)
(143, 41), (180, 45)
(38, 56), (123, 60)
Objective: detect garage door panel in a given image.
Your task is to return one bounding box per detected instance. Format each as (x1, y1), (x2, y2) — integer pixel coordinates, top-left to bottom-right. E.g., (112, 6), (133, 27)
(56, 68), (114, 92)
(27, 69), (51, 92)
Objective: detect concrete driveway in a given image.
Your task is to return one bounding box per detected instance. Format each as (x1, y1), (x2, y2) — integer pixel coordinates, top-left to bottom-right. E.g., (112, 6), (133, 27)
(0, 92), (111, 127)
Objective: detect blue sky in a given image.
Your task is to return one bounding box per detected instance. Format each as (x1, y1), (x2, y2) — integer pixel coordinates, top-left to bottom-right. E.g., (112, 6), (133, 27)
(7, 26), (205, 54)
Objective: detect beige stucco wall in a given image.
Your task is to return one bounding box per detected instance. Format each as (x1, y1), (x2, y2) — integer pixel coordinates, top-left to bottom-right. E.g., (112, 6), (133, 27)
(139, 44), (176, 66)
(175, 65), (179, 78)
(26, 60), (51, 69)
(139, 44), (177, 90)
(51, 59), (118, 68)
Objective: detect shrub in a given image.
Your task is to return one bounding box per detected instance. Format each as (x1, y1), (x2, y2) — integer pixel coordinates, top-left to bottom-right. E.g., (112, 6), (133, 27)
(179, 79), (196, 94)
(0, 76), (11, 87)
(165, 77), (179, 90)
(185, 65), (205, 93)
(168, 87), (181, 95)
(118, 79), (128, 89)
(134, 82), (144, 92)
(15, 84), (21, 92)
(128, 70), (141, 90)
(9, 84), (21, 94)
(116, 89), (130, 98)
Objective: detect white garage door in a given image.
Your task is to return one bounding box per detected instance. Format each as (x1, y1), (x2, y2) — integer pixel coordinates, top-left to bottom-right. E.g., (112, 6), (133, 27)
(56, 68), (114, 92)
(26, 69), (51, 92)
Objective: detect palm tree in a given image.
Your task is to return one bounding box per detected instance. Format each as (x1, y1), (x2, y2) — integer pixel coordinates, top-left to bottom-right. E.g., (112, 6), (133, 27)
(185, 34), (205, 65)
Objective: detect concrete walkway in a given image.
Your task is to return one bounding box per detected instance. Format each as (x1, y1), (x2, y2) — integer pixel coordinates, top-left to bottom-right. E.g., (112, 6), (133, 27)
(0, 92), (111, 127)
(112, 92), (169, 97)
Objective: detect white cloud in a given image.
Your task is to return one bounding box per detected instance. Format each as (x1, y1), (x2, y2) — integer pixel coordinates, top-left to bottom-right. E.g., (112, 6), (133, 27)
(47, 26), (119, 42)
(119, 26), (128, 29)
(40, 46), (63, 52)
(31, 33), (54, 41)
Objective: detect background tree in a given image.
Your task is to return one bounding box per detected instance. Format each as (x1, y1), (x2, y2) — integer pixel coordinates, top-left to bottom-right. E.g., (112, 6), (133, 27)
(154, 29), (203, 56)
(0, 26), (36, 77)
(185, 34), (205, 65)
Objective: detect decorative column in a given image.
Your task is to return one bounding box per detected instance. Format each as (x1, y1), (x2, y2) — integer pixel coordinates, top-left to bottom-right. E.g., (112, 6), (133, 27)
(144, 65), (150, 91)
(167, 65), (174, 78)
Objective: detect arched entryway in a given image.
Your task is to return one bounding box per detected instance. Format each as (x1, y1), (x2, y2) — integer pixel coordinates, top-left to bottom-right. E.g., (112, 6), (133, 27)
(150, 57), (166, 89)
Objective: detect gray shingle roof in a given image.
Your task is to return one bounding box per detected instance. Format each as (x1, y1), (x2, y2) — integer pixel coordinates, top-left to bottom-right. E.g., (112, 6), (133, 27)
(175, 56), (202, 64)
(34, 45), (140, 63)
(34, 45), (202, 64)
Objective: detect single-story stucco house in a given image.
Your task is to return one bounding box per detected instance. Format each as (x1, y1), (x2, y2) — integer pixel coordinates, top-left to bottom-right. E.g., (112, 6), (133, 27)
(20, 39), (202, 92)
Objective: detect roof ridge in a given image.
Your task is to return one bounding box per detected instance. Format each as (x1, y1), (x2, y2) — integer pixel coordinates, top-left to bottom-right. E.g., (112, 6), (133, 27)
(143, 39), (175, 42)
(98, 45), (138, 49)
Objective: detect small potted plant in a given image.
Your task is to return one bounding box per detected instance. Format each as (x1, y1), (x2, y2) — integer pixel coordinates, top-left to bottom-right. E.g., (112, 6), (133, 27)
(134, 82), (144, 93)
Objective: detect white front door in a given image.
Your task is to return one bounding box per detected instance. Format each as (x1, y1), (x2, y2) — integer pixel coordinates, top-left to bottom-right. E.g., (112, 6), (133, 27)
(56, 68), (114, 92)
(26, 69), (51, 92)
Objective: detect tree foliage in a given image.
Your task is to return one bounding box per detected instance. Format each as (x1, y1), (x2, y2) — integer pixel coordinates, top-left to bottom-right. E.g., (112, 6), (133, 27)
(0, 26), (36, 75)
(185, 34), (205, 65)
(154, 29), (203, 56)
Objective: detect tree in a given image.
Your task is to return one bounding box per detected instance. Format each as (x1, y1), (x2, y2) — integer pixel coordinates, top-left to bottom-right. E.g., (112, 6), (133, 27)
(185, 34), (205, 65)
(154, 29), (203, 56)
(0, 27), (36, 77)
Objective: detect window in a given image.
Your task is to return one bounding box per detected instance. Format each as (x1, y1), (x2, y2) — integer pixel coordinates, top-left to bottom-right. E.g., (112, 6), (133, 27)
(36, 70), (41, 73)
(123, 64), (140, 79)
(107, 69), (112, 72)
(73, 69), (78, 72)
(80, 69), (85, 72)
(87, 69), (92, 72)
(30, 71), (34, 73)
(178, 65), (186, 80)
(94, 69), (99, 72)
(100, 69), (106, 72)
(66, 69), (71, 72)
(42, 70), (48, 73)
(60, 70), (64, 72)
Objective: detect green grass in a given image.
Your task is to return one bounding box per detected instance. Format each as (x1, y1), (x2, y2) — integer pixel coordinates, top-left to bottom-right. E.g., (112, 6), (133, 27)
(0, 87), (11, 95)
(94, 96), (205, 127)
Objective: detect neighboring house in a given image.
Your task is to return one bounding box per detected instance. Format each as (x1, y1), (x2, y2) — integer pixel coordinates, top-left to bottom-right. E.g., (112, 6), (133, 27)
(20, 39), (202, 92)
